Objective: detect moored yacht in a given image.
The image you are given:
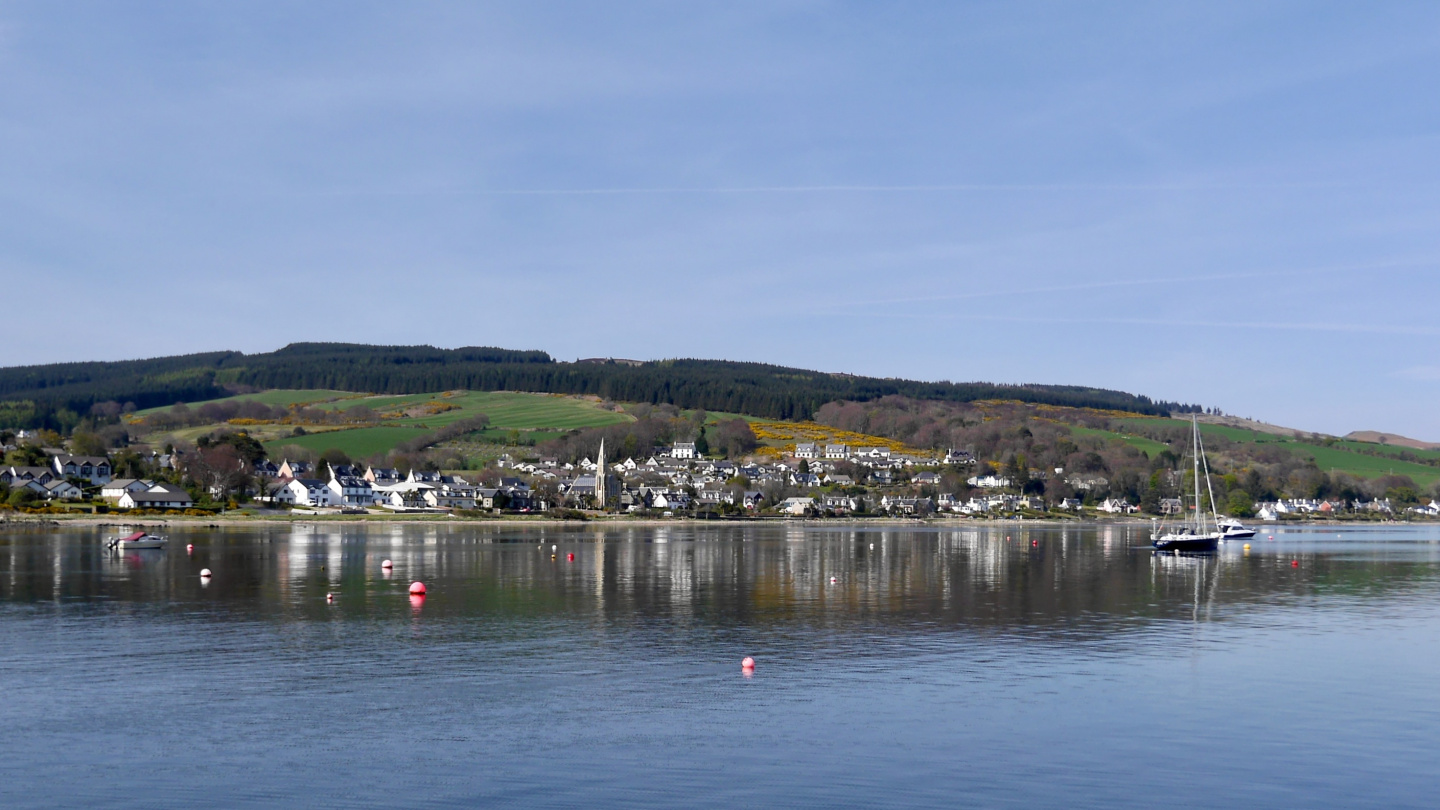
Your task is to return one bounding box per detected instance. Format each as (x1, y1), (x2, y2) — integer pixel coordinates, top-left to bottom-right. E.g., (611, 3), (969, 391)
(1152, 416), (1223, 554)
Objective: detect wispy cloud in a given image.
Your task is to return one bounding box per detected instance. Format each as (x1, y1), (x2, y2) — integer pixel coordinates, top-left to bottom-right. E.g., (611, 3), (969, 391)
(818, 258), (1439, 309)
(884, 312), (1440, 338)
(1394, 365), (1440, 381)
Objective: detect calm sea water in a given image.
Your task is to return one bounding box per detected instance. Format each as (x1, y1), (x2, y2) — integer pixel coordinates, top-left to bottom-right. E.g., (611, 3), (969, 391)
(3, 521), (1439, 809)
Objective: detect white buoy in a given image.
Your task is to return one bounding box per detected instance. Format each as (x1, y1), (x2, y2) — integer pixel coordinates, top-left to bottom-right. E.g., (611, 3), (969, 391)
(199, 568), (212, 578)
(551, 544), (557, 552)
(326, 593), (334, 603)
(381, 559), (393, 569)
(830, 576), (838, 583)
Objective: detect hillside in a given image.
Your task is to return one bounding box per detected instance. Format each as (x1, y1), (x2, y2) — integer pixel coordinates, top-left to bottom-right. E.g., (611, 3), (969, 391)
(0, 343), (1195, 430)
(1344, 431), (1440, 451)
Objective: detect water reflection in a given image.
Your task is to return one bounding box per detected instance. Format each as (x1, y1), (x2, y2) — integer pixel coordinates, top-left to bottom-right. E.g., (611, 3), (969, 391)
(4, 523), (1440, 639)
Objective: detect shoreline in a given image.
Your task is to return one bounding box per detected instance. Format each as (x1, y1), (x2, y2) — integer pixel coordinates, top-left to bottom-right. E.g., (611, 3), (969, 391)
(0, 513), (1428, 530)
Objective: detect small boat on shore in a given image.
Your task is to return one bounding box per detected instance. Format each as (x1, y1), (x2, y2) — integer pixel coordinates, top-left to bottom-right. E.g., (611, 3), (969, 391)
(107, 531), (167, 550)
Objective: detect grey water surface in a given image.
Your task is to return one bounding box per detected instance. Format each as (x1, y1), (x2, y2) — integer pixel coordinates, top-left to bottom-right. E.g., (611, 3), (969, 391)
(3, 521), (1439, 809)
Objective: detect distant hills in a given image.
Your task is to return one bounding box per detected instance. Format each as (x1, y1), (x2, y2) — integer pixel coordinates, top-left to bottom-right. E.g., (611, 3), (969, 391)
(1344, 431), (1440, 451)
(0, 342), (1198, 430)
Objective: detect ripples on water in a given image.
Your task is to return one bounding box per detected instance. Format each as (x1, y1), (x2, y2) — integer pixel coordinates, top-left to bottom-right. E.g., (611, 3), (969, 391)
(3, 522), (1439, 809)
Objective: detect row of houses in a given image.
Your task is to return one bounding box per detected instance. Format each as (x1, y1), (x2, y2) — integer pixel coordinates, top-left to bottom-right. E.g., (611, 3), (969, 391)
(256, 463), (540, 512)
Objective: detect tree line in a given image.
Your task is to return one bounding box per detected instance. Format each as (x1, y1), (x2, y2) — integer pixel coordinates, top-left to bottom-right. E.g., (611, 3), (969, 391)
(0, 343), (1197, 430)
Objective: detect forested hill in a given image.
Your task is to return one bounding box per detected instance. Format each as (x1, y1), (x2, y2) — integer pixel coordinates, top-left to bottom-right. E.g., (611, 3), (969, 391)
(0, 343), (1195, 428)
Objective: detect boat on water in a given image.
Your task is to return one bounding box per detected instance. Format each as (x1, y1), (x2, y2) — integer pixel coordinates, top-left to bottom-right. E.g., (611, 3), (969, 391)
(1217, 516), (1256, 539)
(107, 531), (167, 550)
(1152, 416), (1223, 554)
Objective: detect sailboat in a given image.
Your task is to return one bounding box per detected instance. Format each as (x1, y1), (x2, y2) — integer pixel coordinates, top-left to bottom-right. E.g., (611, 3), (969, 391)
(1152, 416), (1223, 553)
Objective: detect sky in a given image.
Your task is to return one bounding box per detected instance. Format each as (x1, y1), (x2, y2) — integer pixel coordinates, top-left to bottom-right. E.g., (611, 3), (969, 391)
(2, 2), (1439, 438)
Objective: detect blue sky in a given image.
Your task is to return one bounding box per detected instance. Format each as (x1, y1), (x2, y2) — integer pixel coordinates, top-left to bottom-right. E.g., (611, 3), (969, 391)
(2, 2), (1439, 438)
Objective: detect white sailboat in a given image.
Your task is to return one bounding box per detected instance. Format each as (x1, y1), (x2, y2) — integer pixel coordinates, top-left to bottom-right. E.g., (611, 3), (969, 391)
(1151, 416), (1223, 553)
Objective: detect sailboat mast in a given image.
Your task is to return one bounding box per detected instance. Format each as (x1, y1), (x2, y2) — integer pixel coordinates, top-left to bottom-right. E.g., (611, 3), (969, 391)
(1192, 415), (1201, 532)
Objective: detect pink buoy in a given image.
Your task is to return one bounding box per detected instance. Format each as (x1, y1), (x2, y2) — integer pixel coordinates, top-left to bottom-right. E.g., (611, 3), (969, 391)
(381, 559), (393, 569)
(741, 657), (755, 669)
(186, 544), (194, 554)
(409, 581), (426, 595)
(326, 593), (334, 603)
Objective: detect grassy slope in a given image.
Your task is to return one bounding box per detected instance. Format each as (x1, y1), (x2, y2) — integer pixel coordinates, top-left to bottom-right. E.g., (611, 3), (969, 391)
(264, 427), (428, 458)
(1115, 417), (1439, 489)
(1067, 425), (1170, 456)
(136, 390), (357, 416)
(235, 390), (630, 457)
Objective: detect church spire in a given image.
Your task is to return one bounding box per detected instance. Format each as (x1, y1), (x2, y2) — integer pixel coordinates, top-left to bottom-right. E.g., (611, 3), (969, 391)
(596, 438), (606, 511)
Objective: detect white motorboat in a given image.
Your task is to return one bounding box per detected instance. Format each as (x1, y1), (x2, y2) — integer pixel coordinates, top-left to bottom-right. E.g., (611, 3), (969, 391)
(1216, 516), (1256, 539)
(107, 531), (167, 550)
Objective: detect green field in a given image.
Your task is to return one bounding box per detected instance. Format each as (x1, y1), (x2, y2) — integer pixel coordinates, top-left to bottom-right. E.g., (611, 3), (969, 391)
(136, 390), (358, 416)
(1298, 445), (1440, 489)
(194, 389), (636, 459)
(1113, 416), (1440, 488)
(262, 426), (430, 459)
(1068, 425), (1170, 456)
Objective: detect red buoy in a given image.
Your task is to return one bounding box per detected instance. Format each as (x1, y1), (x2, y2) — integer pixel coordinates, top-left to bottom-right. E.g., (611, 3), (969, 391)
(1291, 560), (1299, 567)
(741, 657), (755, 670)
(567, 553), (575, 562)
(409, 581), (426, 595)
(1032, 540), (1038, 547)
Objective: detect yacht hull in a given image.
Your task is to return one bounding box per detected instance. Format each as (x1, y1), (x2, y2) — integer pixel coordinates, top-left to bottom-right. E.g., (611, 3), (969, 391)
(1153, 535), (1220, 553)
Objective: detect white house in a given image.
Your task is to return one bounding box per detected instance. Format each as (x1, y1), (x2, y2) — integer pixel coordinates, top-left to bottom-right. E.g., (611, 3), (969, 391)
(43, 479), (83, 500)
(1097, 498), (1136, 514)
(777, 496), (816, 516)
(100, 479), (155, 501)
(967, 475), (1013, 489)
(425, 488), (476, 510)
(794, 443), (820, 460)
(51, 454), (112, 485)
(118, 486), (195, 510)
(671, 442), (697, 460)
(283, 478), (338, 507)
(944, 449), (975, 466)
(824, 444), (848, 460)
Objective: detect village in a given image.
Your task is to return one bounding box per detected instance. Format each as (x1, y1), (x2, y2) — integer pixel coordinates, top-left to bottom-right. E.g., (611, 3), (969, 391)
(2, 433), (1435, 520)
